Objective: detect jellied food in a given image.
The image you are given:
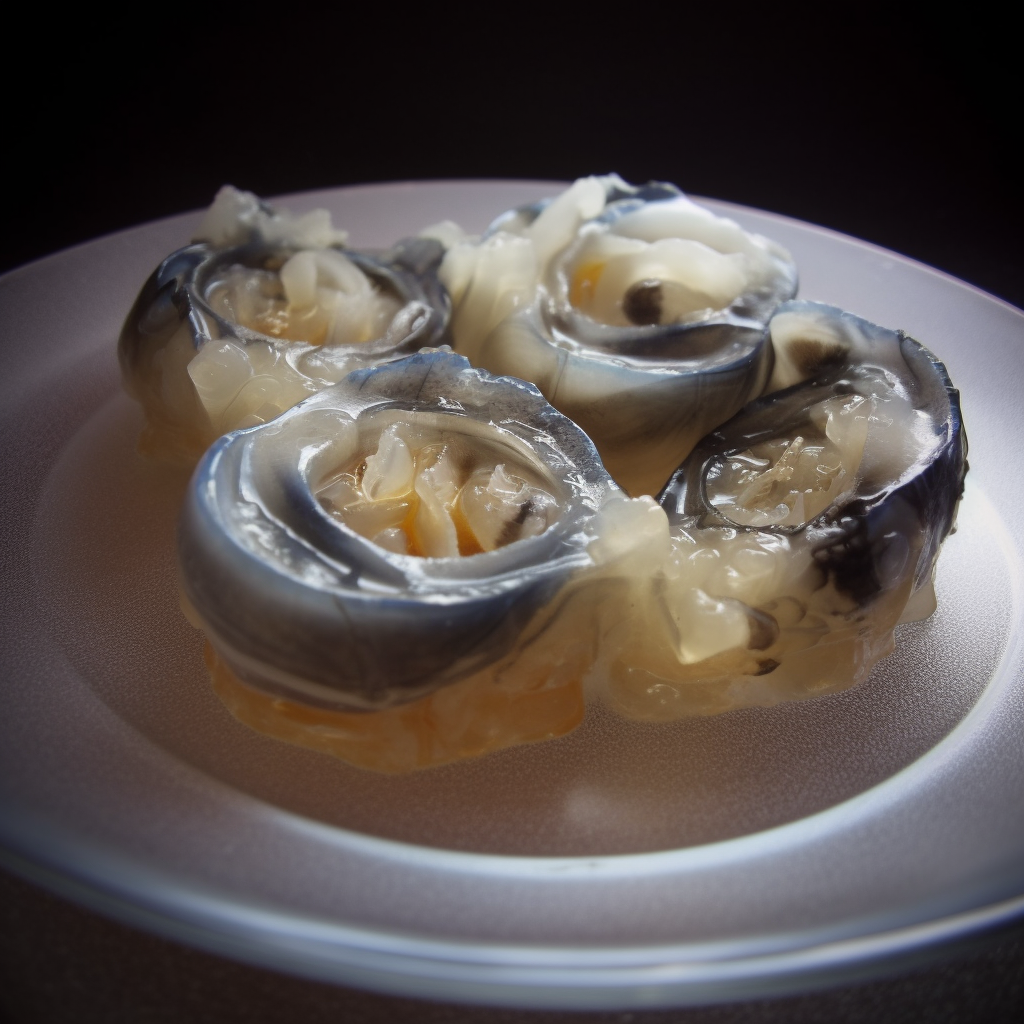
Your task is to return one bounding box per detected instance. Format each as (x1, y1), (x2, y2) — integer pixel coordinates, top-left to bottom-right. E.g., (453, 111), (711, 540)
(440, 175), (797, 495)
(119, 181), (968, 772)
(120, 186), (450, 463)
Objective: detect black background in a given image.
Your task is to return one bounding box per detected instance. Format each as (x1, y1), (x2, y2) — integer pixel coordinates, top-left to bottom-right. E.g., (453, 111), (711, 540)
(3, 7), (1021, 309)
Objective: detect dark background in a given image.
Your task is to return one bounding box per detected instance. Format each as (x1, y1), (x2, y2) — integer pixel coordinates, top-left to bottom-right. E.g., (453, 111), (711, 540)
(3, 7), (1021, 309)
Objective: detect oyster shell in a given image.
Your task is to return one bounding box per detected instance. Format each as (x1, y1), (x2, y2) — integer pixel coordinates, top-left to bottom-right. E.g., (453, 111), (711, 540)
(598, 301), (967, 720)
(178, 349), (625, 715)
(119, 187), (450, 463)
(441, 176), (796, 496)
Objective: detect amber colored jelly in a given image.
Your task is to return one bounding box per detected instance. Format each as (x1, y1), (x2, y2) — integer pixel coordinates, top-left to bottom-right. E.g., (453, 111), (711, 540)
(205, 643), (585, 774)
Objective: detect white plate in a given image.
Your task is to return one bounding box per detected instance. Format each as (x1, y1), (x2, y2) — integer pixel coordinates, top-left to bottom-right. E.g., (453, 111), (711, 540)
(1, 181), (1022, 1011)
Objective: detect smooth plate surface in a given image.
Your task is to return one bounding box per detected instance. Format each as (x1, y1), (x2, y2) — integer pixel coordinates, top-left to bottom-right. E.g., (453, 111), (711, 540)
(1, 181), (1023, 1009)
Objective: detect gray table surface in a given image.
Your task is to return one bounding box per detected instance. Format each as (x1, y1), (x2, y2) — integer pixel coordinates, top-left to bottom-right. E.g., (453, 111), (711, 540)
(2, 869), (1022, 1024)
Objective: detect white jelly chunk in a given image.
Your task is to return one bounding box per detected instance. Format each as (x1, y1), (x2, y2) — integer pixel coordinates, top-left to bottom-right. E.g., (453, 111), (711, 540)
(459, 465), (559, 552)
(197, 185), (349, 250)
(362, 425), (415, 501)
(315, 422), (562, 559)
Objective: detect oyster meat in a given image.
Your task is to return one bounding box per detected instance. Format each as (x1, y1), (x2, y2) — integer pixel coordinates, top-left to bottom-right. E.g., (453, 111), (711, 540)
(119, 186), (450, 463)
(441, 175), (797, 495)
(179, 348), (663, 772)
(598, 301), (967, 720)
(120, 183), (969, 773)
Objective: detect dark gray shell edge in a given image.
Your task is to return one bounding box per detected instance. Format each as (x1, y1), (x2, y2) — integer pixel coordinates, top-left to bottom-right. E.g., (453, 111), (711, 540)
(178, 349), (615, 711)
(657, 301), (968, 606)
(118, 237), (452, 379)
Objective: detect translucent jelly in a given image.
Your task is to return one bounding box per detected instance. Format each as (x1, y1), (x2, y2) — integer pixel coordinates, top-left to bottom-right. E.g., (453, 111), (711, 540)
(205, 250), (402, 348)
(317, 422), (560, 558)
(143, 186), (967, 776)
(205, 618), (587, 774)
(119, 187), (449, 467)
(439, 175), (791, 496)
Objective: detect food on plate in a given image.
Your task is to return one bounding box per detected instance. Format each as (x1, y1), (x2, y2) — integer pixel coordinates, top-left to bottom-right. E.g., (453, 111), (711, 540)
(439, 175), (796, 495)
(122, 181), (967, 772)
(178, 349), (616, 711)
(119, 186), (450, 464)
(178, 349), (665, 771)
(600, 301), (967, 720)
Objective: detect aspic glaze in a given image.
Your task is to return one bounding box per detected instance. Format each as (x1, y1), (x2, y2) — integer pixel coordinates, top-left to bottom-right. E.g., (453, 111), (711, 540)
(123, 180), (967, 772)
(441, 176), (797, 496)
(120, 186), (450, 464)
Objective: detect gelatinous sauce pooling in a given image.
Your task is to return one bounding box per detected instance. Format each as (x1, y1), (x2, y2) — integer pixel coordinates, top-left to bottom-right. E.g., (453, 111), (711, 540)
(125, 183), (967, 773)
(205, 642), (585, 775)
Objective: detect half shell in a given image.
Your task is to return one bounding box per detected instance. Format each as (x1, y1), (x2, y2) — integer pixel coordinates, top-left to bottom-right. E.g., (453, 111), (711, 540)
(598, 301), (967, 721)
(441, 176), (796, 495)
(178, 349), (622, 714)
(119, 188), (450, 463)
